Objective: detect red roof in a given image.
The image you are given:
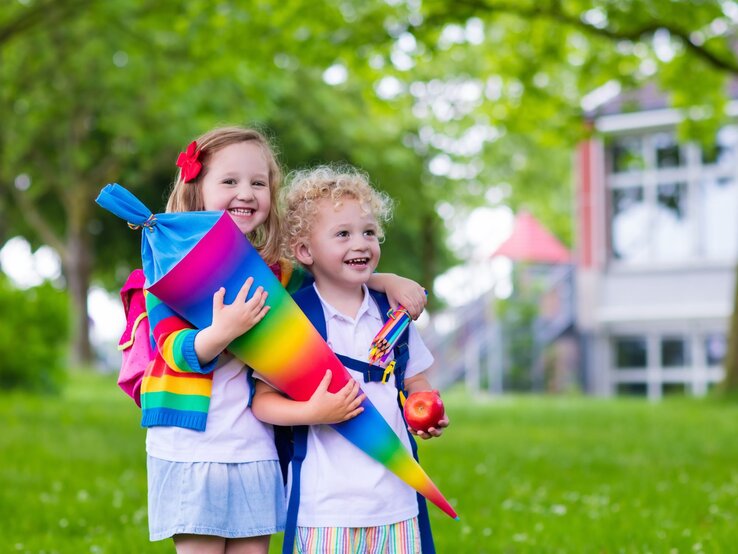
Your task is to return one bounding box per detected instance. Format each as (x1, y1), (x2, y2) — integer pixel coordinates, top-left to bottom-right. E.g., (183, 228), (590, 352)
(491, 211), (571, 264)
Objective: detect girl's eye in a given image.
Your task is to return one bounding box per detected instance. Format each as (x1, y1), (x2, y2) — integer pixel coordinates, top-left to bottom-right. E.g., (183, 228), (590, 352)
(364, 229), (376, 237)
(253, 181), (267, 188)
(223, 178), (237, 185)
(336, 230), (349, 238)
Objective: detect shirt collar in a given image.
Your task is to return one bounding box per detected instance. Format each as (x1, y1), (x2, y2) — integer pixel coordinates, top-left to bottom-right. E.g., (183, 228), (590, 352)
(312, 283), (382, 323)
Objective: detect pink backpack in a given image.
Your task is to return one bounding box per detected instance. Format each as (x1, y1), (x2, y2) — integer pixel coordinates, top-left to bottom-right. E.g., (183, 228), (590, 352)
(117, 269), (152, 407)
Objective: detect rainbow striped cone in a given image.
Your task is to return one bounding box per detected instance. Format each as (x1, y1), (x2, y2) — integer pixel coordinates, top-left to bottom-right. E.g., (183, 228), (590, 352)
(96, 184), (458, 520)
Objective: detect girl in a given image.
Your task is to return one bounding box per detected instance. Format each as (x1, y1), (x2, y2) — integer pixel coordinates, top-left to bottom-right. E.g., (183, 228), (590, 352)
(145, 127), (427, 554)
(251, 165), (449, 554)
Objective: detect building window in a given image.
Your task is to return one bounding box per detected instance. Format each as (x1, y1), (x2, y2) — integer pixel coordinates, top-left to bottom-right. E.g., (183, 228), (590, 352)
(614, 337), (647, 368)
(611, 186), (647, 262)
(702, 126), (738, 167)
(654, 181), (691, 262)
(700, 176), (738, 259)
(616, 383), (647, 396)
(663, 383), (687, 395)
(705, 333), (727, 366)
(661, 337), (690, 369)
(611, 136), (645, 173)
(607, 127), (738, 265)
(653, 132), (682, 168)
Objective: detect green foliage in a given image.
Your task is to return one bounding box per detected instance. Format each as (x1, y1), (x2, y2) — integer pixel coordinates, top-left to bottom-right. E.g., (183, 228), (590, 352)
(3, 376), (738, 552)
(5, 1), (738, 357)
(391, 0), (738, 242)
(0, 275), (68, 392)
(0, 0), (452, 286)
(496, 267), (544, 390)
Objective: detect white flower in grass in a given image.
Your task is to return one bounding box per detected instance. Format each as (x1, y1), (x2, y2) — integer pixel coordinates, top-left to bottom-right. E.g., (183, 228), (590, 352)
(551, 504), (567, 515)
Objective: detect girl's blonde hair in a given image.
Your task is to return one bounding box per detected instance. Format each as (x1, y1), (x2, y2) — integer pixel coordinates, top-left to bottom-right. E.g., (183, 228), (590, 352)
(281, 165), (393, 259)
(166, 126), (283, 265)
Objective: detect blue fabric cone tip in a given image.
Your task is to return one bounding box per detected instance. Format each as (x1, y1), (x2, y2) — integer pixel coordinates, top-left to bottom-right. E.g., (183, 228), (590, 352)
(95, 183), (223, 285)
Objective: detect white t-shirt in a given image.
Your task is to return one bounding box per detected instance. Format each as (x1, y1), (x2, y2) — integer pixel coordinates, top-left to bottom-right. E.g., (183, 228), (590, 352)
(146, 354), (278, 463)
(293, 284), (434, 528)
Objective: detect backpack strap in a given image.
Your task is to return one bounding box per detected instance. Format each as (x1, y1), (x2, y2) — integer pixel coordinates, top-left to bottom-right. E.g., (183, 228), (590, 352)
(282, 287), (322, 553)
(292, 285), (327, 339)
(367, 290), (410, 391)
(282, 424), (308, 554)
(367, 290), (435, 553)
(406, 428), (436, 553)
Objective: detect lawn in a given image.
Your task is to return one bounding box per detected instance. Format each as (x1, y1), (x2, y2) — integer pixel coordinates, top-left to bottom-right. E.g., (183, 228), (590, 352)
(2, 372), (737, 553)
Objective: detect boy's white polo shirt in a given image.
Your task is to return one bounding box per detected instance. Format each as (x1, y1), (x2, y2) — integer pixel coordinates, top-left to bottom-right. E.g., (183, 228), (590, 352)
(293, 284), (434, 528)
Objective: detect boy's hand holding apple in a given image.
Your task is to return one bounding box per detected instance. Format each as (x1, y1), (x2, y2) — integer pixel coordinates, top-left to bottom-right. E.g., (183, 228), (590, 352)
(404, 390), (449, 440)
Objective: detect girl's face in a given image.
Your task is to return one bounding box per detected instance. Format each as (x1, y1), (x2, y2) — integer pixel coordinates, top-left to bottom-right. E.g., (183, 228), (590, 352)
(201, 141), (271, 235)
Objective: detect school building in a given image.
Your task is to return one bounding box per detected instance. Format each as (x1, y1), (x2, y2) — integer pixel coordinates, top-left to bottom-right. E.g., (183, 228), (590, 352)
(575, 84), (738, 399)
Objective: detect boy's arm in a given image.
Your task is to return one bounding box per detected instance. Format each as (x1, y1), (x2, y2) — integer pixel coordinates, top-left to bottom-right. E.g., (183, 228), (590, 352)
(251, 371), (365, 426)
(366, 273), (427, 319)
(404, 372), (450, 440)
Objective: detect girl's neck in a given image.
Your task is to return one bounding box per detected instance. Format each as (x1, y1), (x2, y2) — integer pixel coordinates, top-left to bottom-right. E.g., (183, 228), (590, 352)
(314, 281), (365, 320)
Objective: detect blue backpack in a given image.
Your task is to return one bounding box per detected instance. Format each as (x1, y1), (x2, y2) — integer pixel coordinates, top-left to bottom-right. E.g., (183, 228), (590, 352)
(283, 286), (435, 554)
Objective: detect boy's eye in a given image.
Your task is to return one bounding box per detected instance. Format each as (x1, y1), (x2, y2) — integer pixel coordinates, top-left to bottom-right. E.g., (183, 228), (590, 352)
(364, 229), (376, 237)
(336, 230), (349, 238)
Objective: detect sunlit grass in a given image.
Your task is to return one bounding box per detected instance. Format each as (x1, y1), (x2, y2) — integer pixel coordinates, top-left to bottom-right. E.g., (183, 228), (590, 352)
(2, 375), (738, 553)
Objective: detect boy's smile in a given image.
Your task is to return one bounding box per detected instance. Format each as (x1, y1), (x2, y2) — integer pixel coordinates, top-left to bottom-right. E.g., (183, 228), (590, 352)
(298, 198), (381, 293)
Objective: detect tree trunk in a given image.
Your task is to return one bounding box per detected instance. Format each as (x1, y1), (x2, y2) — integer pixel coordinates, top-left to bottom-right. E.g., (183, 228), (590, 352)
(420, 211), (437, 304)
(722, 263), (738, 392)
(65, 226), (93, 367)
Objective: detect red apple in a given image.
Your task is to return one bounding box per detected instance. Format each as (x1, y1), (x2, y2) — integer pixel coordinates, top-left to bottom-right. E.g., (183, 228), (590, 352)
(404, 390), (445, 432)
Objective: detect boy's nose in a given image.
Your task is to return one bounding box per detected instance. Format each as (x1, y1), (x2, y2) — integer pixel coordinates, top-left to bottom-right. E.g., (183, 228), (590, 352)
(351, 238), (370, 250)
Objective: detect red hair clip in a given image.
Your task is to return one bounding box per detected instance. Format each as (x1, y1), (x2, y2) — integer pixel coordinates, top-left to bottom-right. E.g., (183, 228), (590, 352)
(176, 141), (202, 183)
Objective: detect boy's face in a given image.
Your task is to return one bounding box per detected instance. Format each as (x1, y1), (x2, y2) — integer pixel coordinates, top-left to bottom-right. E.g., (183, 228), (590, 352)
(296, 197), (381, 292)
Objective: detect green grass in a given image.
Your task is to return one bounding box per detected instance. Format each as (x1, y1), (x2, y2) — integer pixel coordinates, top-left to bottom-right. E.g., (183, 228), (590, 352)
(2, 375), (738, 553)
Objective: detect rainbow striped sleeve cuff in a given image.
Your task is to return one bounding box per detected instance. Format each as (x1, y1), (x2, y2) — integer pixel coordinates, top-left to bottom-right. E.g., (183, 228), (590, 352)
(146, 293), (218, 374)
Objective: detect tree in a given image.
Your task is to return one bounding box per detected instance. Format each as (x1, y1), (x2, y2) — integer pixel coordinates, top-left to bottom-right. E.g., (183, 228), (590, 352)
(0, 1), (455, 366)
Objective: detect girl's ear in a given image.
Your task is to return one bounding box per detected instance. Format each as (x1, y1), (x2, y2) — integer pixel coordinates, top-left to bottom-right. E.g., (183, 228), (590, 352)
(294, 242), (313, 267)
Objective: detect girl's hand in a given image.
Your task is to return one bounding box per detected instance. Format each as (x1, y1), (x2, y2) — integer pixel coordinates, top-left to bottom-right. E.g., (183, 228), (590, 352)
(304, 370), (365, 424)
(408, 414), (449, 440)
(384, 276), (426, 320)
(211, 277), (270, 343)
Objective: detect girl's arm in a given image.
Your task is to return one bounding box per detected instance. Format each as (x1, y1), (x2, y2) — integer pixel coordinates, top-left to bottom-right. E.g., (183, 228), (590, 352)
(252, 371), (365, 426)
(147, 277), (269, 371)
(194, 277), (269, 363)
(404, 372), (450, 440)
(146, 291), (219, 374)
(367, 273), (427, 319)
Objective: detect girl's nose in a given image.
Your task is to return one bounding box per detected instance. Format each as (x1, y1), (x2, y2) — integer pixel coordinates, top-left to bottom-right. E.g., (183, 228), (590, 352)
(237, 183), (256, 201)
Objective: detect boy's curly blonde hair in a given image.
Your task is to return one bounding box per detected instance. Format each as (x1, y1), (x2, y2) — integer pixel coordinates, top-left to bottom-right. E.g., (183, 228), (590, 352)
(281, 165), (393, 259)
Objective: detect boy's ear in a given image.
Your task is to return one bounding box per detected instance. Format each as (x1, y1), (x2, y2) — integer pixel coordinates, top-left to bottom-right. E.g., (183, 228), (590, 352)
(294, 242), (313, 267)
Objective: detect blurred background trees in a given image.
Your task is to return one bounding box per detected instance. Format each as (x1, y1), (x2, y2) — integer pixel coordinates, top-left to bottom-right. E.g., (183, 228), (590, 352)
(2, 0), (738, 388)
